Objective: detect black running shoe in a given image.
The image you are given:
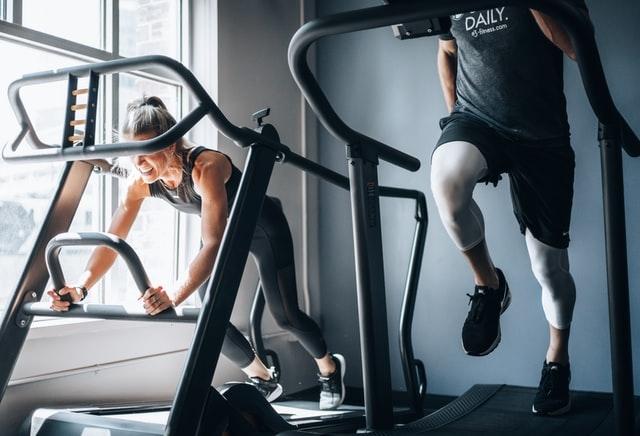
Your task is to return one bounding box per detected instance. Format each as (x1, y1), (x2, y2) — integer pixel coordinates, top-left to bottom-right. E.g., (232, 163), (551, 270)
(318, 354), (346, 410)
(533, 361), (571, 416)
(461, 268), (511, 356)
(247, 375), (283, 403)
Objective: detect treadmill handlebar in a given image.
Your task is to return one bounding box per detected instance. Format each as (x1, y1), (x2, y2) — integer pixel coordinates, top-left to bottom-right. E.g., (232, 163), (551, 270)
(620, 116), (640, 157)
(3, 55), (287, 163)
(288, 0), (639, 158)
(46, 232), (151, 294)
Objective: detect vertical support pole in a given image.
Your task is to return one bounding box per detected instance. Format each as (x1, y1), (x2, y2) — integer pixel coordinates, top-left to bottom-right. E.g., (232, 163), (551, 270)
(599, 122), (635, 436)
(249, 281), (267, 361)
(62, 75), (79, 148)
(166, 145), (277, 436)
(347, 145), (393, 431)
(84, 71), (100, 147)
(399, 197), (428, 417)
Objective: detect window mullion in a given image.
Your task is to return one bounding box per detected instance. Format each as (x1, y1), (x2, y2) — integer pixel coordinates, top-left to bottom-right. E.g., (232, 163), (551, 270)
(10, 0), (21, 24)
(109, 0), (119, 56)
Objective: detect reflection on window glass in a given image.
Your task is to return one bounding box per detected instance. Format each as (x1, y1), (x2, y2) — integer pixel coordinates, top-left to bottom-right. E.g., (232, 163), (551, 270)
(0, 41), (83, 316)
(0, 161), (64, 314)
(45, 177), (103, 305)
(120, 0), (180, 58)
(22, 0), (102, 48)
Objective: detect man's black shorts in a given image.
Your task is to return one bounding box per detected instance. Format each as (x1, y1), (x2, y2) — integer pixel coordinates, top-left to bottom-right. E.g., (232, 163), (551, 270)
(435, 111), (575, 249)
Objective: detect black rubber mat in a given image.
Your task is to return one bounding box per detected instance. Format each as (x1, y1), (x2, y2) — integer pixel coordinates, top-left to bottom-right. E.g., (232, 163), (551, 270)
(404, 384), (502, 431)
(415, 385), (615, 435)
(278, 385), (640, 435)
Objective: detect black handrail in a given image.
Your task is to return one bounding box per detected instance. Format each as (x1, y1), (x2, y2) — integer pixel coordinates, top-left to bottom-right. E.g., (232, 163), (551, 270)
(22, 302), (200, 323)
(3, 55), (291, 163)
(46, 232), (151, 293)
(287, 0), (639, 158)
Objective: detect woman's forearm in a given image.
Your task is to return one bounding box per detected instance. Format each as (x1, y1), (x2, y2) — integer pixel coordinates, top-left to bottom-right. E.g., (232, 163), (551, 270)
(172, 242), (220, 306)
(77, 246), (120, 290)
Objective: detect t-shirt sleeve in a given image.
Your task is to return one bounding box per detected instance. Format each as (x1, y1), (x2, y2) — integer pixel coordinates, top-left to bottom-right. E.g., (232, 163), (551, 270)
(439, 32), (455, 41)
(566, 0), (588, 11)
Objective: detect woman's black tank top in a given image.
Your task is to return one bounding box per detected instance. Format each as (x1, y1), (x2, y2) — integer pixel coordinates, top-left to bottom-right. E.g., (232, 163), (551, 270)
(148, 146), (241, 216)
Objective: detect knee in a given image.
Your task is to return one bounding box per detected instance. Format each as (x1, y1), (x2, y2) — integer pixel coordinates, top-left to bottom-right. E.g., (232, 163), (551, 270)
(273, 315), (293, 332)
(530, 256), (573, 299)
(531, 256), (557, 283)
(431, 172), (471, 221)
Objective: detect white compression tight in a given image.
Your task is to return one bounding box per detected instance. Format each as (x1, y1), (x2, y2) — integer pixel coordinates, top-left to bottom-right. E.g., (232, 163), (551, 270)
(431, 141), (576, 329)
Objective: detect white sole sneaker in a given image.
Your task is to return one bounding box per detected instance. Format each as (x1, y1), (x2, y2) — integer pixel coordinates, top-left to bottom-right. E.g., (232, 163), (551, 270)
(319, 353), (346, 410)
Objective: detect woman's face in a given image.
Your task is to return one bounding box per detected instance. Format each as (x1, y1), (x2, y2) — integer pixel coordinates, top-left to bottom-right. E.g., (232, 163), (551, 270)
(129, 133), (173, 184)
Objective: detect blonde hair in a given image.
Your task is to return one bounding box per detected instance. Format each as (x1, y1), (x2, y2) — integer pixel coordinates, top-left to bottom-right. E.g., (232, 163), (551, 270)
(120, 96), (187, 152)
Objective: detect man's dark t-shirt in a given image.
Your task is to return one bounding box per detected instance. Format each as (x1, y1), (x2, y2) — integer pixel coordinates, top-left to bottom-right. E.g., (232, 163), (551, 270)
(441, 5), (585, 142)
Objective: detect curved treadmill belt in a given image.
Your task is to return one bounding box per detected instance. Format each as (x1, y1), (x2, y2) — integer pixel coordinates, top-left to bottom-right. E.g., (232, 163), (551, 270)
(280, 384), (640, 435)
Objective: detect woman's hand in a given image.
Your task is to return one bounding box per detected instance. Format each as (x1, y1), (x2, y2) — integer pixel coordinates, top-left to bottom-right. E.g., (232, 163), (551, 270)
(47, 286), (83, 312)
(140, 285), (175, 316)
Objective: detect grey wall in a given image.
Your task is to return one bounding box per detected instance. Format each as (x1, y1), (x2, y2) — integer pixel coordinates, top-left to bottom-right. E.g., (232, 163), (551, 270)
(315, 0), (640, 396)
(213, 0), (320, 392)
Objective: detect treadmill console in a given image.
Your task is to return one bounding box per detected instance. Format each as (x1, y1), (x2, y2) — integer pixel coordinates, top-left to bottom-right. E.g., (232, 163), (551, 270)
(383, 0), (452, 40)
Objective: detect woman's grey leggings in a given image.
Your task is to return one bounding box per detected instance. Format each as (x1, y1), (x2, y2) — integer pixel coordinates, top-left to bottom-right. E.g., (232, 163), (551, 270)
(430, 141), (576, 329)
(200, 196), (327, 368)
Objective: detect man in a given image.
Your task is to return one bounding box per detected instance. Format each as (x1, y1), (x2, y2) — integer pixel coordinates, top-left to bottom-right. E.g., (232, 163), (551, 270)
(431, 3), (588, 416)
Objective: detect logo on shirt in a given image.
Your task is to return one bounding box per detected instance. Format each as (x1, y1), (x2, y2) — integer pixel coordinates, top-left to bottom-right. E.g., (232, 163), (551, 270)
(464, 8), (509, 38)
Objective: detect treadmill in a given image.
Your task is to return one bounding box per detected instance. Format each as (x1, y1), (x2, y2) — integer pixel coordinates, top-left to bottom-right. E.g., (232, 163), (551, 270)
(0, 54), (426, 435)
(283, 0), (640, 435)
(1, 0), (638, 435)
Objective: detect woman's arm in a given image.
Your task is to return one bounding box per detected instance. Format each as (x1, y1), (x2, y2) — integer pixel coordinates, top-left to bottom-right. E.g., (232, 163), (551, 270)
(48, 177), (148, 311)
(143, 152), (231, 314)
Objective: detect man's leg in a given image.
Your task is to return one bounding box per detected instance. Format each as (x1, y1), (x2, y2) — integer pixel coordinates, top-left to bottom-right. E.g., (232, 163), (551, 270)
(525, 230), (575, 415)
(431, 141), (510, 356)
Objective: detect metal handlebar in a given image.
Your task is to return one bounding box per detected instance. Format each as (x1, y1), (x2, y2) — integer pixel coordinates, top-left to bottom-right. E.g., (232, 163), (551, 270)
(288, 0), (639, 158)
(46, 232), (152, 298)
(3, 55), (289, 164)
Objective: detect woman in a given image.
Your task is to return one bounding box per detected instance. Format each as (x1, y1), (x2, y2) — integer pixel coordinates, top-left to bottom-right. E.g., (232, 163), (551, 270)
(48, 96), (346, 410)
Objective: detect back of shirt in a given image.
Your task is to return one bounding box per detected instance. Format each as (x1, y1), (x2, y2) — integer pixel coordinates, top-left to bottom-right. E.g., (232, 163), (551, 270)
(442, 6), (572, 141)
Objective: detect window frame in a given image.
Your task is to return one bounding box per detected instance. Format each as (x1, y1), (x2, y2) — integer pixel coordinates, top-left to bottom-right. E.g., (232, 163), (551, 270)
(0, 0), (192, 318)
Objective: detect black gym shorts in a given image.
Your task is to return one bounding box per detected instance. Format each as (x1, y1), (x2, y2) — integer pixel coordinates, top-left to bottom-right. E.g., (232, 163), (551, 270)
(434, 111), (575, 249)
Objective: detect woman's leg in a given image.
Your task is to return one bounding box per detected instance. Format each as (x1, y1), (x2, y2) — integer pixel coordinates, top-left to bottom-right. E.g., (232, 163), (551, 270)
(251, 197), (345, 409)
(196, 282), (272, 380)
(250, 198), (329, 367)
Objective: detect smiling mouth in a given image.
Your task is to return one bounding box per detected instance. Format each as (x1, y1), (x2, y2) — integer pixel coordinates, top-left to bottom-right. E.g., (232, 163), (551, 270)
(138, 168), (153, 176)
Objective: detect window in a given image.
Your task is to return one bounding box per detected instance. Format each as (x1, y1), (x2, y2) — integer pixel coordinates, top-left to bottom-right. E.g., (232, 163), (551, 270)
(22, 0), (103, 48)
(120, 0), (181, 59)
(0, 0), (198, 318)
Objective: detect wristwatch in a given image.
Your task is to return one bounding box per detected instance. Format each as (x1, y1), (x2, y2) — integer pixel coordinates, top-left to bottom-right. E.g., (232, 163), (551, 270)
(74, 286), (88, 301)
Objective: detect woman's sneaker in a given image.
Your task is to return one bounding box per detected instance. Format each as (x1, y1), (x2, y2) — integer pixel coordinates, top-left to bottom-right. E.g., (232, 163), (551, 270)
(461, 268), (511, 356)
(247, 375), (283, 403)
(318, 354), (346, 410)
(532, 361), (571, 416)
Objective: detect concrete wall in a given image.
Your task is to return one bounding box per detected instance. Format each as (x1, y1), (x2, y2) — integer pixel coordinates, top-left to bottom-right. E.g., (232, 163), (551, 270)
(314, 0), (640, 397)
